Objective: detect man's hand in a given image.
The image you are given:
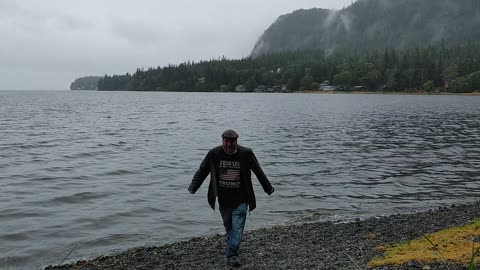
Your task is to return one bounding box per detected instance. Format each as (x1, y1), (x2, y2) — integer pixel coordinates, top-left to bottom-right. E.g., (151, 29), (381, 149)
(267, 187), (274, 195)
(188, 188), (194, 194)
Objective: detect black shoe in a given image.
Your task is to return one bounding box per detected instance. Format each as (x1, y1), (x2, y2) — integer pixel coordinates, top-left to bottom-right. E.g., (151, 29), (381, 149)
(228, 256), (241, 267)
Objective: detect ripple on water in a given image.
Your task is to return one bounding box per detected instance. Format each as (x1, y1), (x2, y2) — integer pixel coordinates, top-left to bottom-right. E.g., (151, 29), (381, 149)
(95, 169), (138, 177)
(0, 208), (46, 220)
(1, 92), (480, 270)
(45, 192), (111, 205)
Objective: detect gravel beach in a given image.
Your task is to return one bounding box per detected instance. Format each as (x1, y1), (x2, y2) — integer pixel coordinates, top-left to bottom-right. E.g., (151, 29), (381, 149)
(46, 202), (480, 270)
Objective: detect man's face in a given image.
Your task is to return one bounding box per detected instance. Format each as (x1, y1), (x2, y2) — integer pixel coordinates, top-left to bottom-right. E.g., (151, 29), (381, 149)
(222, 138), (237, 154)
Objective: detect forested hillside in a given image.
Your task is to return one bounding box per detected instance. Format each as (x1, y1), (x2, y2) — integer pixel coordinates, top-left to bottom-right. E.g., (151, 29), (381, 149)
(94, 0), (480, 93)
(98, 43), (480, 93)
(251, 0), (480, 57)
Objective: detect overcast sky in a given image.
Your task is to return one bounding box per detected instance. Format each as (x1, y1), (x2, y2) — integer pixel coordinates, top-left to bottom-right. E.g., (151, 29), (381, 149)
(1, 0), (355, 90)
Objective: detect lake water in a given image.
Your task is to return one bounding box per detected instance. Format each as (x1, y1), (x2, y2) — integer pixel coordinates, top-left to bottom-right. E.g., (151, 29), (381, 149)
(1, 90), (479, 269)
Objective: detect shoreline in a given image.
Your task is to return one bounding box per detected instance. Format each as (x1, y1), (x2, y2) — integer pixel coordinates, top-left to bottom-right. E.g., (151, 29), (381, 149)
(301, 90), (480, 96)
(46, 201), (480, 270)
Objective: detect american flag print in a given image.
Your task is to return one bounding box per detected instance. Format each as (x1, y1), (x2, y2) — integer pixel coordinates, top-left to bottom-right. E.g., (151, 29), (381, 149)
(219, 160), (241, 188)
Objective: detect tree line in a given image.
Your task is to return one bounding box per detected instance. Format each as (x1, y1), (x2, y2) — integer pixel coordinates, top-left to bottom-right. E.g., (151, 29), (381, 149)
(98, 43), (480, 93)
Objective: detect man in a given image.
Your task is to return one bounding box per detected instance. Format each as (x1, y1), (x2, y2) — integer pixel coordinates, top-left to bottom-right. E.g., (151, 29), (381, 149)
(188, 129), (274, 267)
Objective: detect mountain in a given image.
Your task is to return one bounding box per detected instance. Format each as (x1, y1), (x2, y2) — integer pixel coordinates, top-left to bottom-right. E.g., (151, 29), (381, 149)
(251, 0), (480, 57)
(70, 76), (102, 90)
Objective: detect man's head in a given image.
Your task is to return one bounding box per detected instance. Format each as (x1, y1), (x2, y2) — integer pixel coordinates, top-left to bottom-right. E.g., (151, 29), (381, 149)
(222, 129), (238, 155)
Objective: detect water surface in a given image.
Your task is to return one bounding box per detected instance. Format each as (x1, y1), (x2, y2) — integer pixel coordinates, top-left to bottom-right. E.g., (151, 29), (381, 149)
(1, 91), (479, 269)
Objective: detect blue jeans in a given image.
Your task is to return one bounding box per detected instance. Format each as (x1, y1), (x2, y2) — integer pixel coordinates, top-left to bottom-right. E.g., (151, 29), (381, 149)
(219, 202), (247, 258)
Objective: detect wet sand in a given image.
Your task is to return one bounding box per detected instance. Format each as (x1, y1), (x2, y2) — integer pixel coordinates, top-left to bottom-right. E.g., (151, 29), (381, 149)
(46, 201), (480, 270)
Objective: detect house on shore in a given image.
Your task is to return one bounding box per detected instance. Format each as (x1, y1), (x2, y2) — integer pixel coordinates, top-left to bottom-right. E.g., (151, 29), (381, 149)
(235, 85), (247, 92)
(253, 85), (266, 92)
(319, 81), (337, 91)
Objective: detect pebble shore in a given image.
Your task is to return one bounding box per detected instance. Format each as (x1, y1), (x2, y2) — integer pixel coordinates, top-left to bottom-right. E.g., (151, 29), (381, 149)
(46, 202), (480, 270)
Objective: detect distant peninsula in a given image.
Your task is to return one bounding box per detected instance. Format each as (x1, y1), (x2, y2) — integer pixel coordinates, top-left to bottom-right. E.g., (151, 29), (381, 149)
(70, 76), (102, 90)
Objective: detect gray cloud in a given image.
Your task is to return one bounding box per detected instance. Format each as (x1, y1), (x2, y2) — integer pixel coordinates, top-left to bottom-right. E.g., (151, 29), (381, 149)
(1, 0), (354, 90)
(109, 16), (164, 47)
